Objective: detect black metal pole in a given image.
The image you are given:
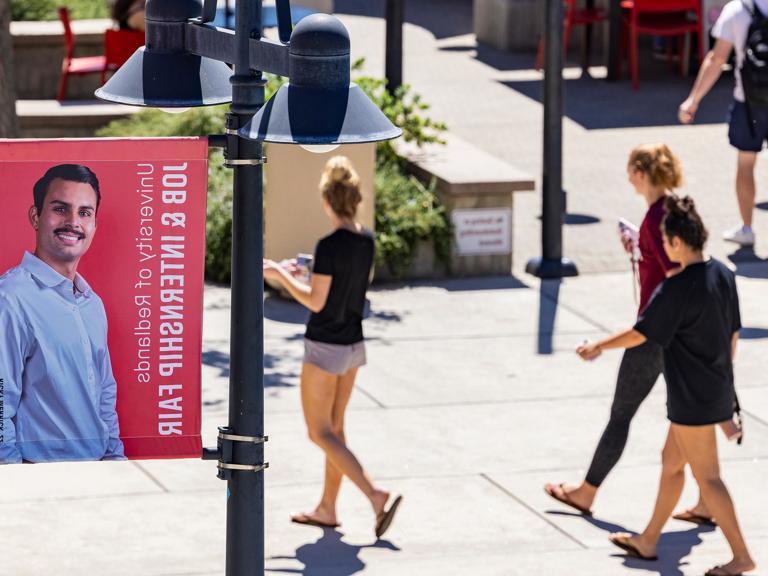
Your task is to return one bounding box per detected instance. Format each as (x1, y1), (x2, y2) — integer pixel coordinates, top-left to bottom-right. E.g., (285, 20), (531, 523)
(543, 0), (563, 262)
(581, 0), (595, 72)
(385, 0), (403, 92)
(226, 0), (267, 574)
(607, 0), (621, 81)
(526, 0), (578, 278)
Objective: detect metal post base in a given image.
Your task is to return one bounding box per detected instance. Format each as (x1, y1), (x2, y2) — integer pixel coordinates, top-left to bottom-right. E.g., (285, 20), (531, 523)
(525, 257), (579, 279)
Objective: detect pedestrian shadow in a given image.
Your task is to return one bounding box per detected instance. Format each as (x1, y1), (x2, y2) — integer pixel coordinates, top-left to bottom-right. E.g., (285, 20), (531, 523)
(267, 530), (401, 576)
(537, 279), (561, 355)
(727, 247), (768, 279)
(546, 510), (715, 576)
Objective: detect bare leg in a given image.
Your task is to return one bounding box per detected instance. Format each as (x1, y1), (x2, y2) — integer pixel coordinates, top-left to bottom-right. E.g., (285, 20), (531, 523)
(300, 363), (389, 517)
(736, 151), (757, 229)
(674, 423), (755, 575)
(317, 368), (359, 516)
(612, 425), (686, 558)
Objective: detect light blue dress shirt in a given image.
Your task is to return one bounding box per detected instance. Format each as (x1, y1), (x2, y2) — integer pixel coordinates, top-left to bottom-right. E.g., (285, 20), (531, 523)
(0, 252), (124, 463)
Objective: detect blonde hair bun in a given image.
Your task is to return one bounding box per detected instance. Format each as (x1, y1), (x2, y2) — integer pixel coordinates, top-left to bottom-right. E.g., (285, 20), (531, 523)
(628, 143), (683, 190)
(320, 156), (362, 219)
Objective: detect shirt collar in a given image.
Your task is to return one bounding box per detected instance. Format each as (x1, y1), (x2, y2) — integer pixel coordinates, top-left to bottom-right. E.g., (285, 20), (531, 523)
(20, 251), (92, 296)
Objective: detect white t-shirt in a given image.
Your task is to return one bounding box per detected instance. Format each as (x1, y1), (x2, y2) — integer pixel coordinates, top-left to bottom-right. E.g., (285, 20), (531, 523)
(713, 0), (768, 101)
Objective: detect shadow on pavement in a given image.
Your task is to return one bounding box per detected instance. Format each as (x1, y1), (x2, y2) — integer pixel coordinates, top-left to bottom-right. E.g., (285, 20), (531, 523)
(265, 294), (311, 325)
(565, 213), (601, 226)
(727, 247), (768, 279)
(548, 511), (715, 576)
(202, 348), (298, 387)
(740, 327), (768, 340)
(375, 275), (528, 292)
(334, 0), (472, 40)
(267, 529), (400, 576)
(537, 279), (561, 355)
(499, 72), (733, 130)
(756, 201), (768, 211)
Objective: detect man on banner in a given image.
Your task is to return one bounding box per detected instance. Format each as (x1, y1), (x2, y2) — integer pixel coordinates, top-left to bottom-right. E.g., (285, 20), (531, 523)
(0, 164), (124, 464)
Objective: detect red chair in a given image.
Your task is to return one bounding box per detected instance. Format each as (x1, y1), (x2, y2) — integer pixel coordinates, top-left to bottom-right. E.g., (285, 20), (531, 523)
(102, 29), (145, 83)
(57, 7), (106, 101)
(535, 0), (608, 70)
(620, 0), (705, 90)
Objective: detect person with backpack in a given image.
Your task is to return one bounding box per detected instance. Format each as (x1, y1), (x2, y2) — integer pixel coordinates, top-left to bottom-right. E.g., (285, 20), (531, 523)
(679, 0), (768, 247)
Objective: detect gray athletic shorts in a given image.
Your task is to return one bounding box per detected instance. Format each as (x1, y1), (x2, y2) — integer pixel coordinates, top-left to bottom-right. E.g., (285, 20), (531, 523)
(303, 338), (367, 375)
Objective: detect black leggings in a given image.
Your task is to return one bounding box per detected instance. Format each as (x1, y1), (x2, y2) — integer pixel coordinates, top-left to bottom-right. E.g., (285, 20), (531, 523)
(585, 340), (664, 488)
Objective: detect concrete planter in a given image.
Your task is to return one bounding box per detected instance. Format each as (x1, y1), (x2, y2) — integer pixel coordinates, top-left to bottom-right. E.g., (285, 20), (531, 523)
(474, 0), (609, 54)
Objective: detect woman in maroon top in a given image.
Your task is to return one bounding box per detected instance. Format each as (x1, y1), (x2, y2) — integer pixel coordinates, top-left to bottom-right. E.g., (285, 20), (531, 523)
(545, 144), (718, 522)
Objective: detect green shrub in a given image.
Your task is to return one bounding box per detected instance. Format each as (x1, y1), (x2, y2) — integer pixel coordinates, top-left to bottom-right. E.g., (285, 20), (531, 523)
(375, 163), (451, 277)
(11, 0), (108, 21)
(96, 65), (448, 283)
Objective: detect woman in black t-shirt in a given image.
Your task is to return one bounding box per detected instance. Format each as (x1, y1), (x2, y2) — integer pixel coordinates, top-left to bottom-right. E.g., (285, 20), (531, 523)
(264, 156), (401, 539)
(576, 196), (755, 576)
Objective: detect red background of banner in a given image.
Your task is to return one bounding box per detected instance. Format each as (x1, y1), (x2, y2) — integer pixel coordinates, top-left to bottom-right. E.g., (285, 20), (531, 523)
(0, 138), (208, 459)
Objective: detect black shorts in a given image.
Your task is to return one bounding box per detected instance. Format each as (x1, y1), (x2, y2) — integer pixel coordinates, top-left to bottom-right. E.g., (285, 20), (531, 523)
(728, 100), (768, 152)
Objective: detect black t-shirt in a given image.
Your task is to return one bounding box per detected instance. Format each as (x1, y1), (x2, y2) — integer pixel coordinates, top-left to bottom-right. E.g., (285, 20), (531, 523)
(634, 259), (741, 426)
(305, 228), (375, 345)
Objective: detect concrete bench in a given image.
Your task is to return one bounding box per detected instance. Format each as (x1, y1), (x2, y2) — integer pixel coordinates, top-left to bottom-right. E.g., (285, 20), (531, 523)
(400, 134), (535, 276)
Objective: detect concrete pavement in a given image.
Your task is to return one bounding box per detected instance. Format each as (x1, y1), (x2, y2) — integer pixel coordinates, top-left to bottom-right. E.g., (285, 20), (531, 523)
(5, 2), (768, 574)
(5, 271), (767, 575)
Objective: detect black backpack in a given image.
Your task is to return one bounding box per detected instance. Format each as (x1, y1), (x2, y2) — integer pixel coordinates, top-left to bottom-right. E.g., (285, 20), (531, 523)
(741, 0), (768, 106)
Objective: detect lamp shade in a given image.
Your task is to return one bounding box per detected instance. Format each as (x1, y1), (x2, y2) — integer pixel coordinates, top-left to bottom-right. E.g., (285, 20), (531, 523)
(95, 0), (232, 108)
(240, 14), (401, 144)
(241, 83), (401, 144)
(95, 48), (233, 108)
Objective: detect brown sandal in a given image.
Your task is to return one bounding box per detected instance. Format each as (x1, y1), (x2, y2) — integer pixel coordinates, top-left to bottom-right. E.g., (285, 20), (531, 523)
(291, 513), (340, 529)
(543, 483), (593, 516)
(609, 533), (658, 561)
(672, 509), (716, 527)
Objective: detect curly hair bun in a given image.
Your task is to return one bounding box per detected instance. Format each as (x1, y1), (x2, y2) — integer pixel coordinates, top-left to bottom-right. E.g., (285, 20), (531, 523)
(628, 143), (683, 189)
(662, 194), (708, 250)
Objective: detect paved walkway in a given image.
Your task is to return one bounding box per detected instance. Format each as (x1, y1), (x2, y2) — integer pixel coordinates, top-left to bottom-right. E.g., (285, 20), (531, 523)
(4, 2), (768, 575)
(5, 271), (768, 575)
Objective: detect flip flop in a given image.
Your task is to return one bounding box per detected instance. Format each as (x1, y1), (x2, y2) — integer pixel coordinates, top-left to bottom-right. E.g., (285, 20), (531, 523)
(672, 509), (716, 527)
(543, 483), (593, 516)
(705, 565), (744, 576)
(291, 513), (340, 529)
(375, 494), (403, 538)
(609, 533), (658, 561)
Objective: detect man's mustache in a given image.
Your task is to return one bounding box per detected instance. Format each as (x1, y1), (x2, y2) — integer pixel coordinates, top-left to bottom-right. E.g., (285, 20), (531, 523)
(54, 227), (85, 240)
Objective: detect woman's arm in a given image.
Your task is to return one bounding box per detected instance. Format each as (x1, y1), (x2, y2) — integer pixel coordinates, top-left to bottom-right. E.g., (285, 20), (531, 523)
(576, 329), (647, 361)
(264, 260), (332, 313)
(732, 331), (739, 362)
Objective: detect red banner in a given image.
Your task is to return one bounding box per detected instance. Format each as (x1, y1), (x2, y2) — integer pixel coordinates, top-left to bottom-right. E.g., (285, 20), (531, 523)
(0, 138), (208, 461)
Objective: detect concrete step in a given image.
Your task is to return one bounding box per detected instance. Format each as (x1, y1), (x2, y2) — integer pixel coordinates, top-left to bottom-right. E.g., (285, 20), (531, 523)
(16, 99), (138, 138)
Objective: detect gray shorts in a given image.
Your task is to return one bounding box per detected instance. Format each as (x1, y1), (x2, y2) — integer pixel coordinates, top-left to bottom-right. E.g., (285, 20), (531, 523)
(303, 338), (367, 375)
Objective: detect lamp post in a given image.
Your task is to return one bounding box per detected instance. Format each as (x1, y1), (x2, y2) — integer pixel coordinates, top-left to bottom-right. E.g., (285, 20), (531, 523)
(385, 0), (404, 92)
(96, 1), (401, 575)
(526, 0), (578, 279)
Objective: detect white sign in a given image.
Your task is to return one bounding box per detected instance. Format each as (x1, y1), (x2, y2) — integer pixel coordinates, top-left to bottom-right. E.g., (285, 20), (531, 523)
(452, 208), (512, 255)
